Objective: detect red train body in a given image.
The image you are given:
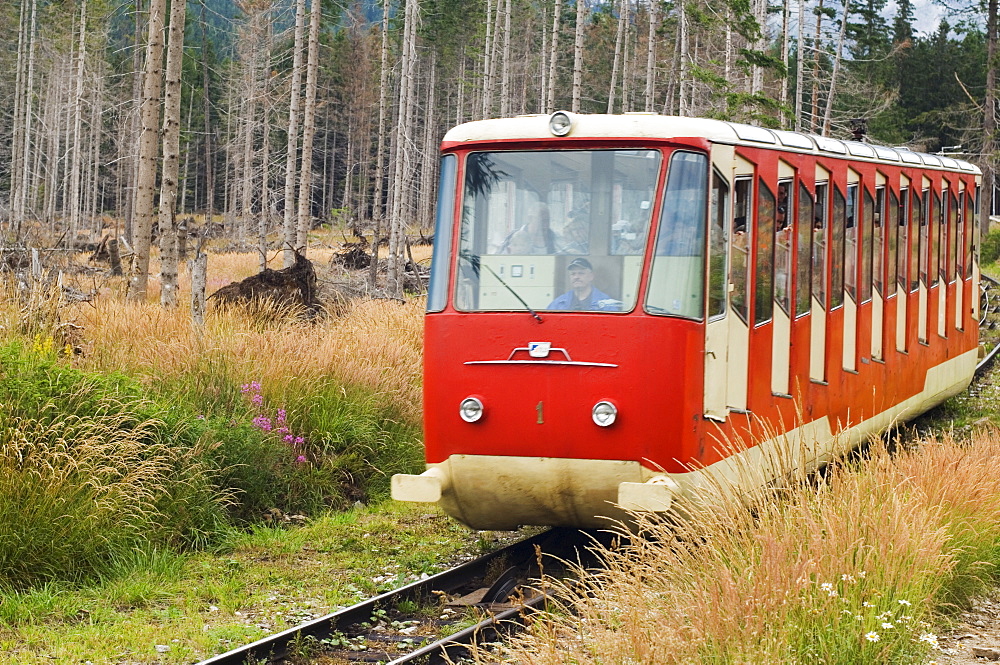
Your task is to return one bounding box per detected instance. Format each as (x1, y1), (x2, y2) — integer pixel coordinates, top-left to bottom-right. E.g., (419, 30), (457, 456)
(392, 113), (982, 530)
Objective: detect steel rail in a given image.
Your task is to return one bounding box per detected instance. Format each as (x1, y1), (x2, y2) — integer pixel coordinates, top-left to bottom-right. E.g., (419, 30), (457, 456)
(194, 527), (600, 665)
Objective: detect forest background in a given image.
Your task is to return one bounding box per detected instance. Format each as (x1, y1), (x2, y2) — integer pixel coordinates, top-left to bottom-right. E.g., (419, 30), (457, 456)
(1, 0), (998, 295)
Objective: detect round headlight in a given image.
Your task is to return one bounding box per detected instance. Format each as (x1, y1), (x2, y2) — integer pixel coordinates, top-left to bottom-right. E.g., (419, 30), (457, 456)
(549, 111), (573, 137)
(592, 401), (618, 427)
(460, 397), (484, 423)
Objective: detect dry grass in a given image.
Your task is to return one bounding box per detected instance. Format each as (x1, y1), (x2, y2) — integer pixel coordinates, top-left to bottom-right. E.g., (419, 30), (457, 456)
(501, 432), (1000, 664)
(54, 250), (425, 423)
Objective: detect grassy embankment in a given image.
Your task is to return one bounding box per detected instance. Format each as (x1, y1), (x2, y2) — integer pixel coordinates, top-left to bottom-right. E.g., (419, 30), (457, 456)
(0, 247), (495, 663)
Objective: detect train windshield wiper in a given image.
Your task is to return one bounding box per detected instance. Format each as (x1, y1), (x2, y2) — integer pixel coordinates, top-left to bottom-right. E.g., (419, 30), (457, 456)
(481, 262), (543, 323)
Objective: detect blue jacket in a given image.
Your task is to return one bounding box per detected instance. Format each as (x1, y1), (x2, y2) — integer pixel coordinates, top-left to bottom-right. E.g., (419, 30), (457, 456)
(547, 287), (621, 311)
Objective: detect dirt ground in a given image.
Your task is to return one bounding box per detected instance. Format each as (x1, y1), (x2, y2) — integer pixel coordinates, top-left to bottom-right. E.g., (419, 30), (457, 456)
(937, 596), (1000, 662)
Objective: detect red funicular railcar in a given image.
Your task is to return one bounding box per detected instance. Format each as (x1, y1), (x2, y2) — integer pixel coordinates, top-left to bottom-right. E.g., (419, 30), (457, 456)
(392, 112), (982, 530)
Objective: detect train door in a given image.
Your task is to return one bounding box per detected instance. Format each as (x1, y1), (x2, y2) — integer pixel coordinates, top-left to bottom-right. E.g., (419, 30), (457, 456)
(772, 163), (794, 396)
(973, 185), (981, 322)
(704, 147), (733, 421)
(843, 169), (860, 372)
(872, 176), (886, 361)
(918, 179), (930, 344)
(727, 154), (756, 412)
(810, 167), (830, 382)
(936, 184), (947, 338)
(897, 177), (912, 352)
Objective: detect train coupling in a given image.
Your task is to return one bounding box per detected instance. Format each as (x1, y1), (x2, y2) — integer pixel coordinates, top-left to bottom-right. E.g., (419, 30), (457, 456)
(617, 474), (680, 513)
(392, 466), (450, 503)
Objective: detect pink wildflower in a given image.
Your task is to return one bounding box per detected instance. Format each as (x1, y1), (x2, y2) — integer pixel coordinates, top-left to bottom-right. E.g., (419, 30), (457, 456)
(251, 393), (263, 406)
(295, 455), (307, 464)
(284, 434), (294, 443)
(295, 436), (305, 445)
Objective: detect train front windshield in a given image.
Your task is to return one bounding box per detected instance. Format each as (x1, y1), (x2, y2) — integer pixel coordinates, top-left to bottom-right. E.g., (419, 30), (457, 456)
(455, 149), (663, 313)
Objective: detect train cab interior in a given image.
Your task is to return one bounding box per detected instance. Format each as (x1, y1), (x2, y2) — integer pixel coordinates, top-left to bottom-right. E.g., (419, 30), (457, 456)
(454, 148), (710, 320)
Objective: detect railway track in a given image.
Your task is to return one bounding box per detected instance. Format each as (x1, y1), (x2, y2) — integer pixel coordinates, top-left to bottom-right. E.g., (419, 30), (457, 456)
(977, 272), (1000, 374)
(195, 527), (619, 665)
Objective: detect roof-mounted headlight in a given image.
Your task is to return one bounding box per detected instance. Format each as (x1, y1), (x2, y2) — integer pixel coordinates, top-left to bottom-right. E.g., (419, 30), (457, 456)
(549, 111), (573, 137)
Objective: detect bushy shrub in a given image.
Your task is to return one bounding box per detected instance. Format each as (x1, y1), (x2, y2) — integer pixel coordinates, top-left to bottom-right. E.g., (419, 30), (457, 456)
(981, 227), (1000, 265)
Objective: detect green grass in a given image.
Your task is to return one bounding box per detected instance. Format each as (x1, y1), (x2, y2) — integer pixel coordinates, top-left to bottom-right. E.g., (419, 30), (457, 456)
(0, 502), (501, 664)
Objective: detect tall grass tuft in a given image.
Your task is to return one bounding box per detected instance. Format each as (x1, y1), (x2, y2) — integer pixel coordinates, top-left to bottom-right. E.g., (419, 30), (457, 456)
(500, 432), (1000, 664)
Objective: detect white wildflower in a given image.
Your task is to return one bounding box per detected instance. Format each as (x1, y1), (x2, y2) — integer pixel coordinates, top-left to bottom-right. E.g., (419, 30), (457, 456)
(866, 632), (880, 642)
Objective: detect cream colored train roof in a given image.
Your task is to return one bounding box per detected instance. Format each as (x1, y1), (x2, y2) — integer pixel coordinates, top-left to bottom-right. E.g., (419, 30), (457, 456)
(442, 112), (981, 175)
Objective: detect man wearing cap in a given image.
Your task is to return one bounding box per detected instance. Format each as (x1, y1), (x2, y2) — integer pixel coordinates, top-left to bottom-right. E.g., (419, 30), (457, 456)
(547, 258), (620, 311)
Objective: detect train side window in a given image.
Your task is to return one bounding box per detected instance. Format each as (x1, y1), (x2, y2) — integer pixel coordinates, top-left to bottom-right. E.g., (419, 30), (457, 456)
(888, 188), (900, 293)
(707, 169), (730, 320)
(957, 191), (966, 279)
(756, 180), (776, 325)
(775, 180), (793, 315)
(813, 183), (829, 309)
(915, 189), (925, 291)
(845, 184), (858, 302)
(862, 188), (874, 303)
(931, 189), (942, 285)
(831, 186), (846, 309)
(647, 151), (709, 319)
(730, 178), (753, 324)
(796, 182), (814, 317)
(874, 186), (886, 296)
(965, 187), (976, 278)
(948, 190), (958, 283)
(427, 154), (458, 313)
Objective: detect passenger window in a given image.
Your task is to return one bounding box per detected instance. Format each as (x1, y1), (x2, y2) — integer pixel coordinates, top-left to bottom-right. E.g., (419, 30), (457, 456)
(813, 183), (829, 308)
(874, 186), (885, 296)
(948, 191), (958, 283)
(730, 178), (753, 324)
(707, 170), (729, 320)
(756, 180), (775, 325)
(931, 190), (942, 285)
(965, 188), (976, 278)
(831, 186), (845, 309)
(957, 191), (966, 279)
(775, 180), (793, 315)
(862, 188), (874, 303)
(845, 184), (858, 301)
(796, 182), (813, 317)
(916, 190), (927, 290)
(888, 189), (900, 293)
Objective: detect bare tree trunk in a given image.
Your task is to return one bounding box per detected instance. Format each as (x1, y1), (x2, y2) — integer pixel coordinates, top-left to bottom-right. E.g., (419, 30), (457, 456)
(645, 2), (656, 112)
(821, 0), (849, 135)
(984, 0), (998, 232)
(678, 0), (689, 115)
(296, 0), (321, 254)
(608, 0), (626, 112)
(9, 0), (27, 235)
(369, 0), (391, 289)
(202, 2), (215, 229)
(126, 0), (146, 245)
(282, 0), (306, 267)
(795, 0), (805, 130)
(547, 0), (563, 111)
(572, 0), (585, 112)
(811, 0), (823, 132)
(500, 0), (511, 116)
(387, 0), (419, 297)
(781, 0), (790, 125)
(158, 0), (186, 308)
(14, 0), (38, 235)
(128, 0), (165, 301)
(68, 0), (88, 249)
(482, 0), (494, 118)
